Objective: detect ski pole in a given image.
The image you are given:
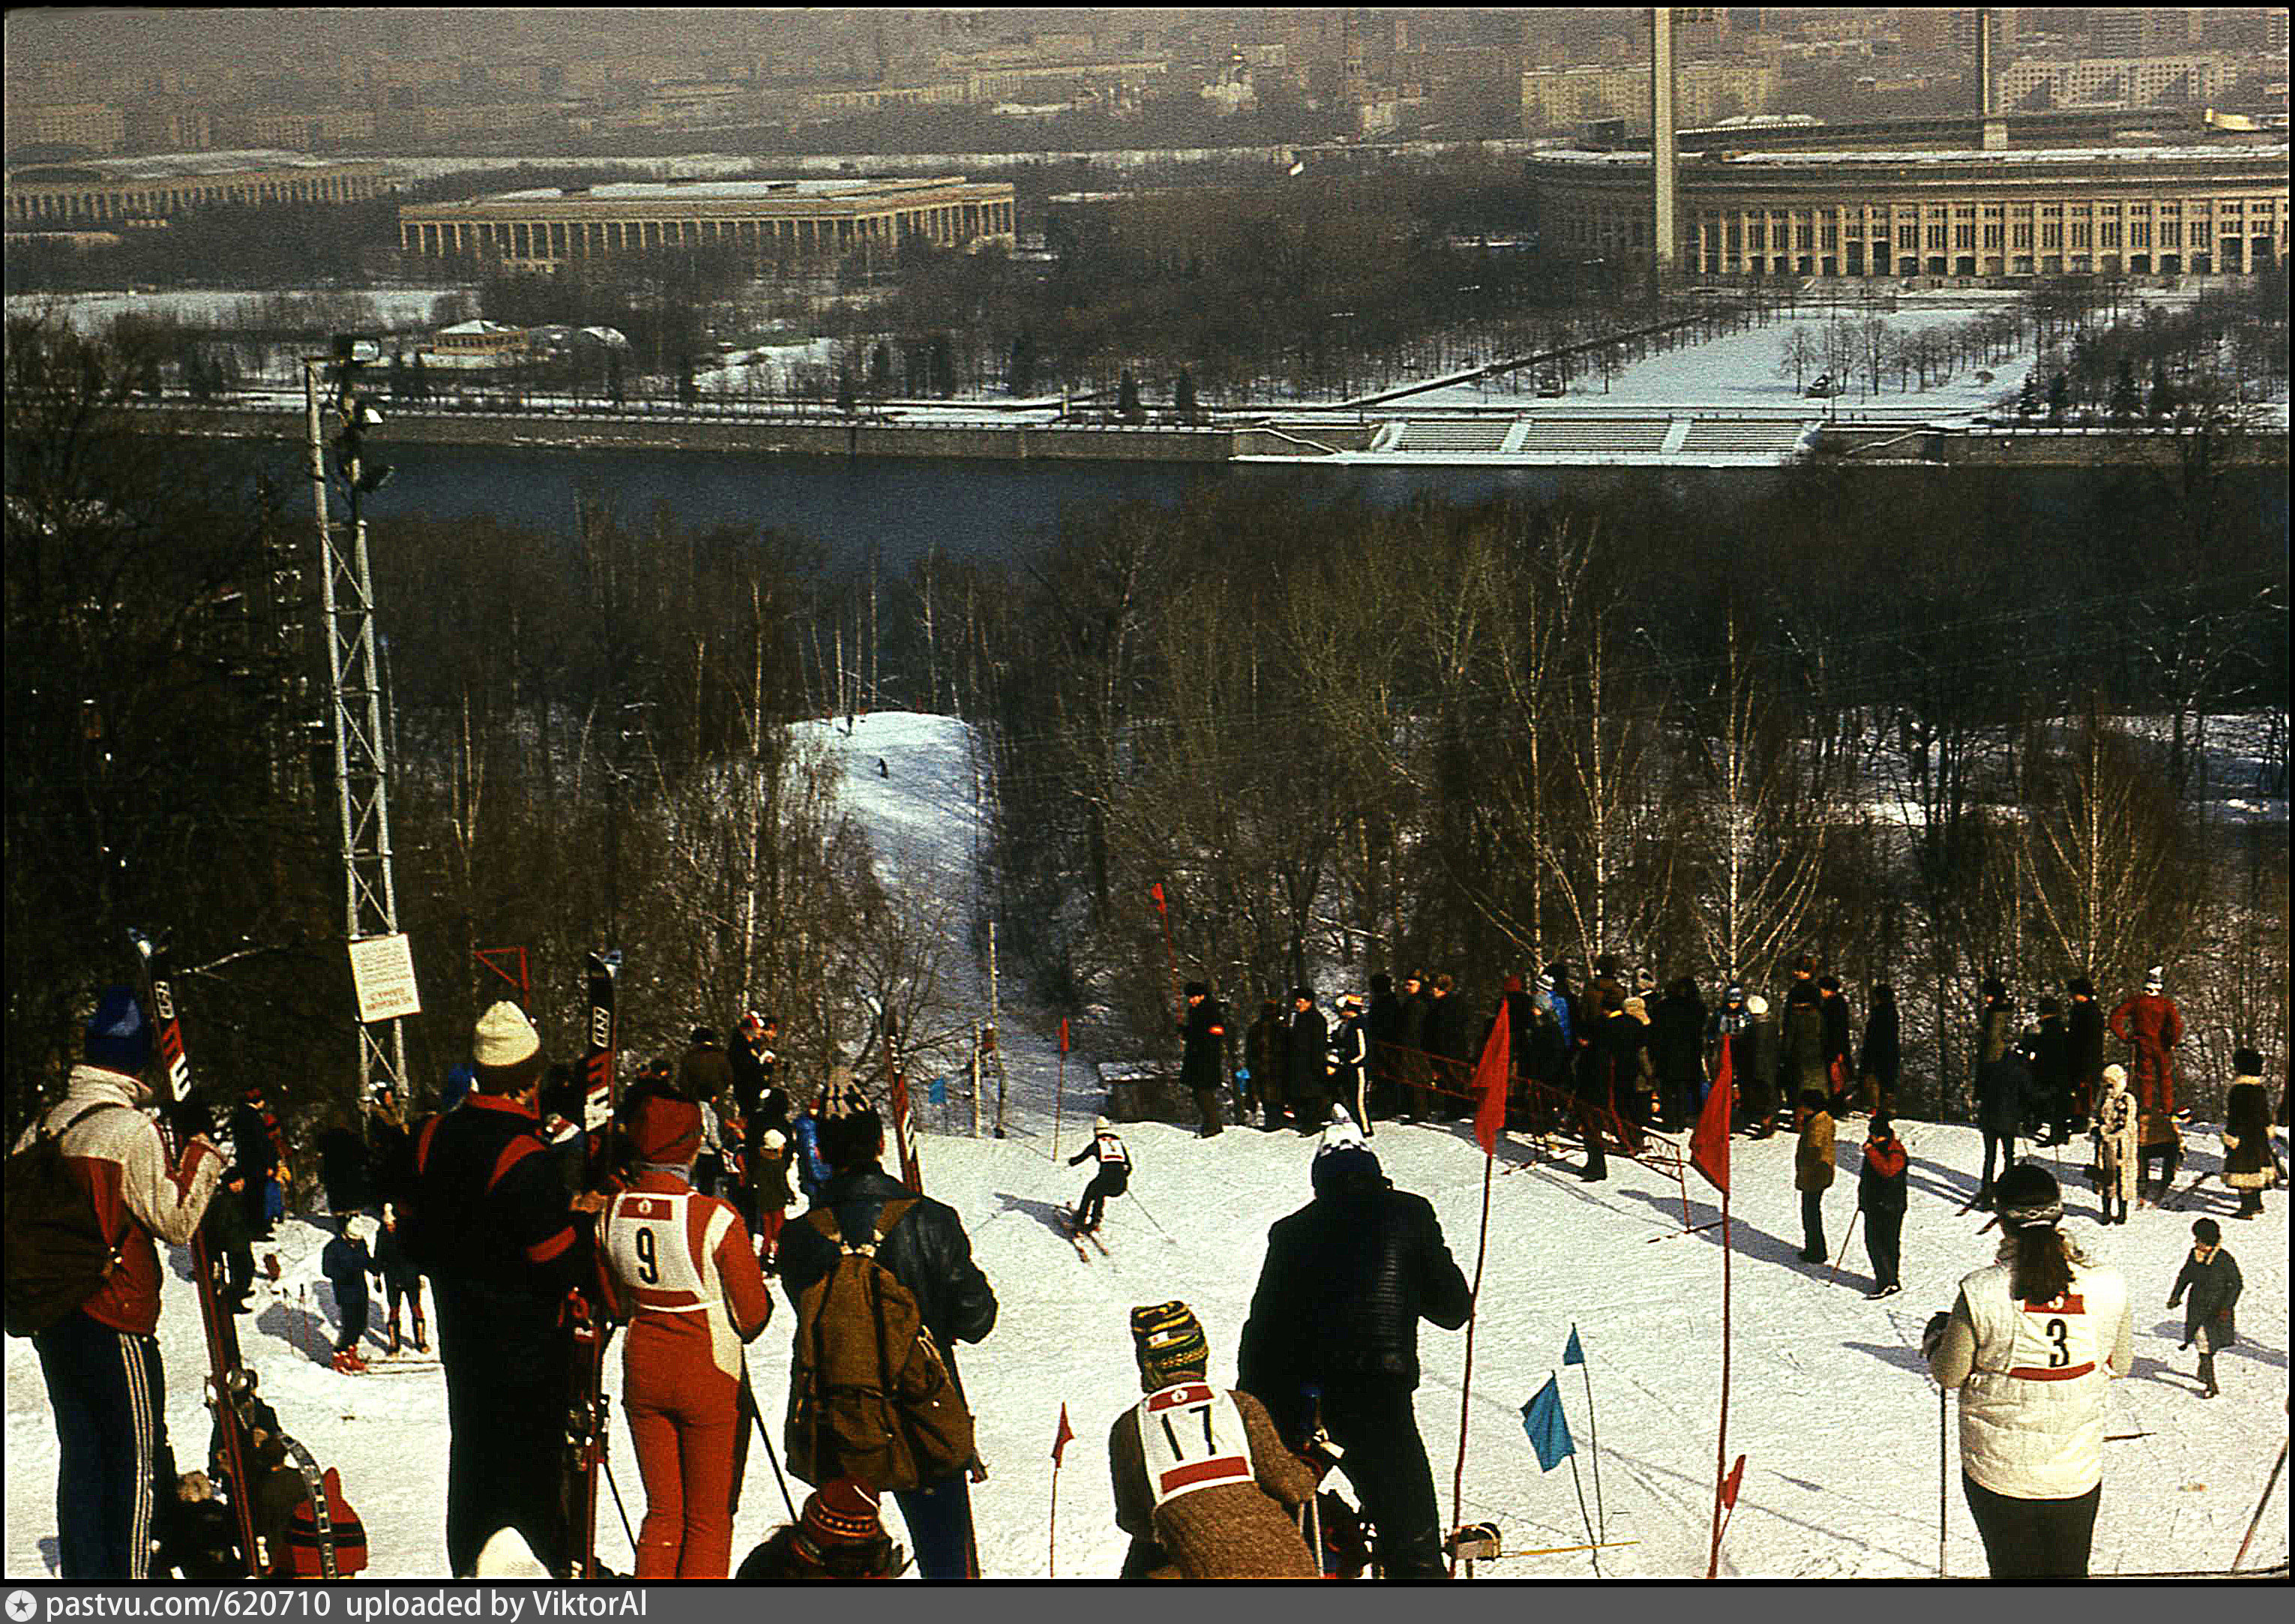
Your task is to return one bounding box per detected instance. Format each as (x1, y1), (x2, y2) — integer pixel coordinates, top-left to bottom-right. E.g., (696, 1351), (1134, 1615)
(2231, 1437), (2288, 1572)
(1302, 1386), (1324, 1574)
(1937, 1383), (1949, 1579)
(1826, 1207), (1864, 1285)
(601, 1455), (639, 1569)
(739, 1368), (801, 1523)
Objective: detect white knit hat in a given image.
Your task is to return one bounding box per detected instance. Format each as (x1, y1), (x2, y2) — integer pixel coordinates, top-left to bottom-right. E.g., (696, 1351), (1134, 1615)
(474, 1000), (541, 1069)
(1745, 993), (1769, 1016)
(1095, 1115), (1114, 1132)
(1316, 1104), (1368, 1159)
(2144, 965), (2164, 993)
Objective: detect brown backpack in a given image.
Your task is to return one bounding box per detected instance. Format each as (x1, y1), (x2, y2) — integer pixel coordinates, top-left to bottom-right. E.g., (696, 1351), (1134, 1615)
(783, 1197), (975, 1493)
(4, 1104), (130, 1338)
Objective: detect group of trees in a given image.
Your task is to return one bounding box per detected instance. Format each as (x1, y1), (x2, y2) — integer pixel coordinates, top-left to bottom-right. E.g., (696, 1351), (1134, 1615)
(2021, 269), (2291, 421)
(6, 317), (2287, 1156)
(950, 467), (2286, 1119)
(3, 319), (962, 1150)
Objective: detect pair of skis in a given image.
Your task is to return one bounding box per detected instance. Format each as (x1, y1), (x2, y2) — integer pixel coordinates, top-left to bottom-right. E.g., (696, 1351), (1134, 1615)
(567, 949), (620, 1583)
(130, 930), (350, 1580)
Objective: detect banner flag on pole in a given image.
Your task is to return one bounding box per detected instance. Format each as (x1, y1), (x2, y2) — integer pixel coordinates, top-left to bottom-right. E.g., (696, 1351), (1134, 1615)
(1562, 1325), (1586, 1367)
(1059, 1018), (1071, 1054)
(1472, 999), (1512, 1155)
(1149, 882), (1167, 912)
(1721, 1455), (1745, 1510)
(1691, 1036), (1734, 1195)
(1521, 1377), (1575, 1472)
(1052, 1403), (1076, 1468)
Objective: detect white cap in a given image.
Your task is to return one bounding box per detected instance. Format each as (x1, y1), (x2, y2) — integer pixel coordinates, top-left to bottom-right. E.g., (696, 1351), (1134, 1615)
(2102, 1062), (2127, 1087)
(1744, 993), (1769, 1016)
(2144, 965), (2164, 993)
(1316, 1104), (1368, 1158)
(1095, 1115), (1114, 1132)
(473, 1001), (540, 1068)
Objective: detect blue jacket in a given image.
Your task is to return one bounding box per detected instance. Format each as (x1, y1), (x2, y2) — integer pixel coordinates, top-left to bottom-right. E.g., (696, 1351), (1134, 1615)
(791, 1113), (829, 1198)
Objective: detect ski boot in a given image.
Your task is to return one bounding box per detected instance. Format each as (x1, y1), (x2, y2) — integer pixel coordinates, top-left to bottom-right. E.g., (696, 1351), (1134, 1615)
(387, 1319), (402, 1356)
(412, 1312), (429, 1354)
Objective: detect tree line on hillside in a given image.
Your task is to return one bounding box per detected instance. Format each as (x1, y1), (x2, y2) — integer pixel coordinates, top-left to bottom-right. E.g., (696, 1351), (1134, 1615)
(4, 318), (2288, 1164)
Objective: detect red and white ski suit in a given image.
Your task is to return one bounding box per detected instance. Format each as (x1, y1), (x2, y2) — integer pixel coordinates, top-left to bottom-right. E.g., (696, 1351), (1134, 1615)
(602, 1171), (771, 1578)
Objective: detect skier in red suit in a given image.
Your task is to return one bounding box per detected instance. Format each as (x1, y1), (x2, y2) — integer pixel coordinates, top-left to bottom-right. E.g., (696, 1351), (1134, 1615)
(601, 1093), (773, 1579)
(2107, 966), (2183, 1116)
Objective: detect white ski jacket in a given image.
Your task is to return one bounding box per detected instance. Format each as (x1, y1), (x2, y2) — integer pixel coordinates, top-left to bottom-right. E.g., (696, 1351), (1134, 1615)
(1929, 1239), (2131, 1500)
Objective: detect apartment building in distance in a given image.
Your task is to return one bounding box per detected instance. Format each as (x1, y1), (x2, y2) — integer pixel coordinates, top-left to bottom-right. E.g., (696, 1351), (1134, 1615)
(1523, 60), (1781, 135)
(1995, 52), (2242, 112)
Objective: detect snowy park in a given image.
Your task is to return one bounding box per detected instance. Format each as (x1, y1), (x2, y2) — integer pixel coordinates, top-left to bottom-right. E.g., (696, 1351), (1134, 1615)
(7, 714), (2285, 1582)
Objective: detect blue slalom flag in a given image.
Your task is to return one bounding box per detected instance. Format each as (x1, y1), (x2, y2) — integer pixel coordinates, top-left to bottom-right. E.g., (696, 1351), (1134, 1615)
(1562, 1326), (1586, 1367)
(927, 1074), (948, 1105)
(1521, 1376), (1574, 1472)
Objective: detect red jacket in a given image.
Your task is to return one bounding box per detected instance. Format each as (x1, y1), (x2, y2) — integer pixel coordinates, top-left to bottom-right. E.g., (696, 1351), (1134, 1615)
(2108, 992), (2182, 1113)
(19, 1067), (223, 1335)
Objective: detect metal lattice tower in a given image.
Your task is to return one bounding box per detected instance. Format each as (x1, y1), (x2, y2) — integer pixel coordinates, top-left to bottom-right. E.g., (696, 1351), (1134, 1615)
(304, 355), (407, 1101)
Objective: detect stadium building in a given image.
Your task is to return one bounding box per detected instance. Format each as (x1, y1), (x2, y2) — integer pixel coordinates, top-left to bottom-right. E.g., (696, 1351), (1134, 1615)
(4, 150), (395, 226)
(1528, 142), (2289, 278)
(397, 175), (1017, 268)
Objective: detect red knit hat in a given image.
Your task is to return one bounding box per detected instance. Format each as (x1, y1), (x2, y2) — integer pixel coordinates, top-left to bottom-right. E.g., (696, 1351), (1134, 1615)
(801, 1478), (884, 1549)
(627, 1094), (702, 1164)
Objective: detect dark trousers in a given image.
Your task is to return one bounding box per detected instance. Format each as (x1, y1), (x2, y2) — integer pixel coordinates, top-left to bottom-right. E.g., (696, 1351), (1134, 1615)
(1576, 1102), (1607, 1179)
(2139, 1143), (2179, 1198)
(218, 1236), (253, 1308)
(891, 1475), (975, 1580)
(332, 1281), (370, 1354)
(439, 1297), (573, 1577)
(1962, 1472), (2101, 1579)
(1190, 1085), (1224, 1137)
(1077, 1166), (1126, 1228)
(1320, 1377), (1445, 1578)
(1257, 1080), (1289, 1130)
(1292, 1090), (1330, 1131)
(1980, 1130), (2017, 1198)
(1863, 1206), (1903, 1290)
(385, 1275), (426, 1345)
(34, 1310), (169, 1580)
(1800, 1188), (1827, 1259)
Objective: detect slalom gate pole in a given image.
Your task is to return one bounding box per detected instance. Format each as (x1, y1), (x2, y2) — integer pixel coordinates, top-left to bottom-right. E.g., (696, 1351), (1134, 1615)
(1826, 1207), (1864, 1285)
(1575, 1330), (1604, 1543)
(2231, 1437), (2288, 1572)
(1706, 1182), (1731, 1580)
(1053, 1019), (1068, 1164)
(1449, 1148), (1496, 1578)
(739, 1368), (801, 1522)
(1048, 1455), (1062, 1578)
(1151, 885), (1182, 1028)
(1560, 1389), (1601, 1579)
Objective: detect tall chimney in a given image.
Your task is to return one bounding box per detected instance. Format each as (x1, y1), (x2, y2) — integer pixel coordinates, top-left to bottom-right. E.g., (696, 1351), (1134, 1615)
(1979, 8), (2007, 149)
(1651, 7), (1676, 279)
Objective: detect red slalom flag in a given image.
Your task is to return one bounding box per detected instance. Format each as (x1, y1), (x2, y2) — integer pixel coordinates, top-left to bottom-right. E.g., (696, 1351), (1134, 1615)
(1721, 1454), (1746, 1510)
(1149, 881), (1166, 912)
(1691, 1039), (1733, 1195)
(1052, 1403), (1076, 1467)
(1059, 1017), (1071, 1054)
(1472, 1001), (1512, 1157)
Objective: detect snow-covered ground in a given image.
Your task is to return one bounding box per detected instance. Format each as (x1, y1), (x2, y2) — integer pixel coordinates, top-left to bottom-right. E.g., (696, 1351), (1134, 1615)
(7, 712), (2288, 1581)
(4, 287), (467, 336)
(1403, 305), (2027, 415)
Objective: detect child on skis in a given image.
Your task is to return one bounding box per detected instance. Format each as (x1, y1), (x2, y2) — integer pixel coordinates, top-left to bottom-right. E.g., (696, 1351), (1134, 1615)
(1069, 1116), (1131, 1232)
(320, 1214), (375, 1371)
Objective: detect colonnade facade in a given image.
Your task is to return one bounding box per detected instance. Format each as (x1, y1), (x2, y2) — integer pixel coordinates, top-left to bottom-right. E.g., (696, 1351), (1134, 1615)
(4, 162), (390, 226)
(397, 183), (1017, 268)
(1532, 149), (2290, 280)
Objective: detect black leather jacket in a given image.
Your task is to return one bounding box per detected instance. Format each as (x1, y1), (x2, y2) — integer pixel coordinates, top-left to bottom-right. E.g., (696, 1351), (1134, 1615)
(1237, 1170), (1470, 1422)
(777, 1165), (997, 1370)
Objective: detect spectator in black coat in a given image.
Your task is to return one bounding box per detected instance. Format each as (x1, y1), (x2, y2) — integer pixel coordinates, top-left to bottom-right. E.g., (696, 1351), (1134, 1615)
(1365, 973), (1402, 1123)
(1973, 1047), (2033, 1209)
(2028, 999), (2073, 1145)
(1237, 1128), (1470, 1579)
(1650, 977), (1708, 1130)
(1285, 989), (1329, 1132)
(409, 1002), (601, 1577)
(1395, 973), (1434, 1122)
(228, 1091), (280, 1241)
(2065, 978), (2105, 1131)
(1425, 974), (1475, 1119)
(778, 1098), (996, 1579)
(366, 1086), (416, 1218)
(1179, 983), (1230, 1139)
(1818, 975), (1854, 1113)
(1246, 997), (1289, 1132)
(1858, 985), (1901, 1117)
(316, 1113), (370, 1218)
